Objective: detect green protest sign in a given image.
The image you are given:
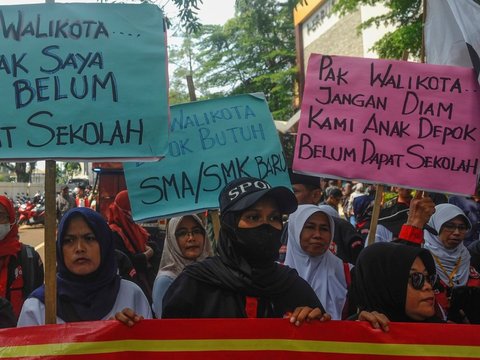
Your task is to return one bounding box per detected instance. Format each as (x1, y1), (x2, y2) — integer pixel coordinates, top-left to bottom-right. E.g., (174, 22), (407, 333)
(0, 3), (169, 160)
(124, 94), (291, 220)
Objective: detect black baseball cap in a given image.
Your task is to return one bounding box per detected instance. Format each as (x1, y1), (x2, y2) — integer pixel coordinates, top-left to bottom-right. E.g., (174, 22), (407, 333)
(219, 177), (298, 215)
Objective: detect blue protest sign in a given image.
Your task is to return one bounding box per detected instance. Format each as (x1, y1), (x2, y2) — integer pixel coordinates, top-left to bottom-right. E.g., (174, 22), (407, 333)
(124, 93), (291, 220)
(0, 3), (168, 160)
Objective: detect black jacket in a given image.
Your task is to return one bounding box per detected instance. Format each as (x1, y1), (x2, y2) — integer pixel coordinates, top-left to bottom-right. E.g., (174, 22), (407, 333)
(162, 264), (322, 318)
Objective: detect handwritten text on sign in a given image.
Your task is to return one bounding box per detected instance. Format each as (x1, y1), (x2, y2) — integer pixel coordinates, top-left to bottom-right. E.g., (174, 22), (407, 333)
(0, 3), (169, 160)
(124, 94), (291, 221)
(293, 54), (480, 195)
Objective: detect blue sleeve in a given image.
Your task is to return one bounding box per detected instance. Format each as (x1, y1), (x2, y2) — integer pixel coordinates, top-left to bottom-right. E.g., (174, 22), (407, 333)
(151, 275), (174, 318)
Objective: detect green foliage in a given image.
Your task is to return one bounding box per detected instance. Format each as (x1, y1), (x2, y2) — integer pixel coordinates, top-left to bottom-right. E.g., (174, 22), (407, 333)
(383, 190), (398, 203)
(336, 0), (422, 59)
(0, 162), (36, 182)
(97, 0), (202, 33)
(63, 162), (82, 180)
(169, 0), (203, 33)
(56, 164), (68, 184)
(298, 0), (423, 59)
(169, 0), (298, 120)
(279, 133), (297, 167)
(55, 162), (81, 184)
(372, 20), (422, 59)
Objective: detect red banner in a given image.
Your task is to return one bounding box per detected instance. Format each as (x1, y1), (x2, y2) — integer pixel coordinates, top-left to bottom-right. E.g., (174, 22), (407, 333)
(1, 319), (479, 359)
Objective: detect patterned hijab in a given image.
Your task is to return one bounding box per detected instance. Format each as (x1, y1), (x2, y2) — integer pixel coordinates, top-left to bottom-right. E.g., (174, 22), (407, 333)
(107, 190), (149, 254)
(285, 204), (347, 320)
(424, 203), (471, 287)
(157, 214), (212, 279)
(31, 207), (121, 321)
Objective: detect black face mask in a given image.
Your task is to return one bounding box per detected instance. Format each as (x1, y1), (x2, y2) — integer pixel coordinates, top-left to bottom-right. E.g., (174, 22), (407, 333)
(234, 224), (282, 267)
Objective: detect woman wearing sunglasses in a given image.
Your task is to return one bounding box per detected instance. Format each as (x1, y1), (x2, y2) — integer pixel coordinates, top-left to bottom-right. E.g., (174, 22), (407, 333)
(151, 214), (212, 317)
(353, 242), (442, 331)
(423, 203), (480, 322)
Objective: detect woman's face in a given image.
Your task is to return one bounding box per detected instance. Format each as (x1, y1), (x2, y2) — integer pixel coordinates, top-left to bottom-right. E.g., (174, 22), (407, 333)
(237, 197), (283, 230)
(438, 215), (468, 249)
(299, 212), (331, 256)
(175, 216), (206, 260)
(62, 216), (101, 276)
(405, 257), (436, 321)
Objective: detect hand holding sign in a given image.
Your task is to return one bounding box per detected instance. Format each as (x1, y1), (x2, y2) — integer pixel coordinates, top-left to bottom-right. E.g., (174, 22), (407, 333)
(406, 191), (436, 231)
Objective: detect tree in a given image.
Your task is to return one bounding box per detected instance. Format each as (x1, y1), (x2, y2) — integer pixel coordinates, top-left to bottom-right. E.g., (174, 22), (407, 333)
(97, 0), (204, 33)
(169, 30), (207, 104)
(63, 162), (82, 180)
(298, 0), (423, 59)
(169, 0), (299, 120)
(0, 162), (36, 182)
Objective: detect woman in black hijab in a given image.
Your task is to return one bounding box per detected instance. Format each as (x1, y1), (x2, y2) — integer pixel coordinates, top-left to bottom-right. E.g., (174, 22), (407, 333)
(353, 242), (443, 330)
(162, 177), (330, 325)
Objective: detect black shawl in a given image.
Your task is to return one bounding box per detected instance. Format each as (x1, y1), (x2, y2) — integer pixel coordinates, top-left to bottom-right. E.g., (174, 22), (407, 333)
(353, 242), (441, 322)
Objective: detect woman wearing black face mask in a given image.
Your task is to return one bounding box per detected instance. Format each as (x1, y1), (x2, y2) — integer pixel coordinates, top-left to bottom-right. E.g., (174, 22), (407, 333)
(162, 177), (331, 325)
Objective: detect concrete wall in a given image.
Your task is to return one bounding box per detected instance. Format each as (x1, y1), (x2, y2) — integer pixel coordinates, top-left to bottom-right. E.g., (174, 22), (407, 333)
(0, 182), (46, 201)
(303, 10), (364, 71)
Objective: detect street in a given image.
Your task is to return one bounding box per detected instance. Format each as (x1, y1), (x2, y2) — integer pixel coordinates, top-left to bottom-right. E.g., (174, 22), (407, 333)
(18, 225), (46, 266)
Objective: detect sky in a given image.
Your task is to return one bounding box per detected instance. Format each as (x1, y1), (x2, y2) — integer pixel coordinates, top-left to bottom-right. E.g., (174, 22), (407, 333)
(0, 0), (236, 170)
(0, 0), (236, 26)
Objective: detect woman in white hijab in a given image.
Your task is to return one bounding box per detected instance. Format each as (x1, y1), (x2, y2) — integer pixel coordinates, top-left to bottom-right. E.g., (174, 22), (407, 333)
(285, 204), (349, 320)
(423, 203), (480, 321)
(152, 214), (212, 317)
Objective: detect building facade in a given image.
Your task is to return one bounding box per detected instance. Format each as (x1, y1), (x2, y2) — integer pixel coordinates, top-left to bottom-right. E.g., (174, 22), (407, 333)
(293, 0), (394, 106)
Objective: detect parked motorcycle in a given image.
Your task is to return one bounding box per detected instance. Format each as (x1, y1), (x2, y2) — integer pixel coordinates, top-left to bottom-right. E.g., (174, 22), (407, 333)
(17, 195), (45, 226)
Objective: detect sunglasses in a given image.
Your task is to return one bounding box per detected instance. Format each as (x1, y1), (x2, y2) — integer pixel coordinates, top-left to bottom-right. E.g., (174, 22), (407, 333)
(409, 272), (438, 290)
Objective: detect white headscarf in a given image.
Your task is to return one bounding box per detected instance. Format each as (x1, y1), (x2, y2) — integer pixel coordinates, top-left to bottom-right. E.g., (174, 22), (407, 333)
(317, 204), (340, 218)
(285, 204), (348, 320)
(157, 214), (212, 279)
(424, 204), (471, 287)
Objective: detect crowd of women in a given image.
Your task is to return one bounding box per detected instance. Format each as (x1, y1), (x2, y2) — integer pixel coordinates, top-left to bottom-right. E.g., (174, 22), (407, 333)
(1, 175), (479, 331)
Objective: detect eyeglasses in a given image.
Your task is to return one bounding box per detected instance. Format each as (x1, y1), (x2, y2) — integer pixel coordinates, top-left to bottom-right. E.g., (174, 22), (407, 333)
(409, 272), (438, 290)
(175, 228), (204, 239)
(442, 223), (468, 233)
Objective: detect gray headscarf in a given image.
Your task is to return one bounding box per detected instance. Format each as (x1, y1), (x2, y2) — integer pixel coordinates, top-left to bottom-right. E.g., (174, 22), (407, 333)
(424, 203), (471, 287)
(157, 214), (212, 279)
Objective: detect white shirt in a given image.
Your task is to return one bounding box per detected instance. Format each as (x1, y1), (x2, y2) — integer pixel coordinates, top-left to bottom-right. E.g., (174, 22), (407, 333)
(17, 279), (152, 326)
(365, 224), (394, 247)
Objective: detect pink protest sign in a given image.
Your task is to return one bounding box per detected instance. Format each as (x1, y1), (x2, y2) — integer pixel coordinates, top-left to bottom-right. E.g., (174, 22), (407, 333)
(293, 54), (480, 195)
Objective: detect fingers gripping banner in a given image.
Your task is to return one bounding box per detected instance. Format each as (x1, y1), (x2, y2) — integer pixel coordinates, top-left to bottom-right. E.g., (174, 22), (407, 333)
(1, 319), (480, 359)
